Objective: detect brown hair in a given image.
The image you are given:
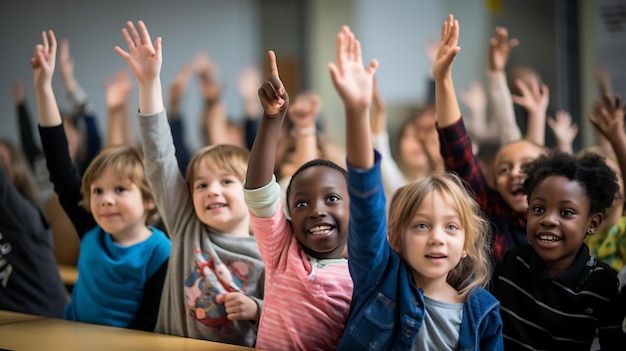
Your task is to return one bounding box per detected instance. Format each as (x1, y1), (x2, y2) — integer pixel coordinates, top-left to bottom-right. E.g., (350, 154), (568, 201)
(79, 145), (156, 218)
(186, 144), (249, 192)
(0, 140), (39, 203)
(387, 172), (492, 297)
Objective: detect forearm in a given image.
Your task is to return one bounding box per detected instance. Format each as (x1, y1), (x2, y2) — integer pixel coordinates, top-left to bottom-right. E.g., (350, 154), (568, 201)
(202, 101), (229, 146)
(35, 85), (62, 127)
(487, 70), (521, 143)
(246, 115), (284, 189)
(525, 111), (546, 146)
(435, 77), (462, 128)
(138, 80), (164, 115)
(345, 107), (373, 169)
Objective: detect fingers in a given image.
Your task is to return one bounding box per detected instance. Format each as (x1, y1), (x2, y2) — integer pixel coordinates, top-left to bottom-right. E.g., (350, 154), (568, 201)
(121, 28), (135, 50)
(127, 21), (141, 47)
(114, 46), (130, 60)
(41, 31), (49, 53)
(137, 20), (152, 47)
(47, 30), (57, 55)
(268, 50), (279, 78)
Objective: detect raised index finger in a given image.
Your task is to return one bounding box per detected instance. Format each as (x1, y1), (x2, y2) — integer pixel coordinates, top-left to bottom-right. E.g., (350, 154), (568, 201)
(47, 30), (57, 55)
(268, 50), (279, 78)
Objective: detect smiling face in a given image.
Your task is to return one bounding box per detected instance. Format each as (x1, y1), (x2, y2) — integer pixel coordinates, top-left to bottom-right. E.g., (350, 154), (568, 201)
(89, 165), (152, 242)
(494, 140), (545, 213)
(191, 160), (249, 237)
(526, 175), (601, 275)
(402, 190), (467, 289)
(287, 166), (349, 259)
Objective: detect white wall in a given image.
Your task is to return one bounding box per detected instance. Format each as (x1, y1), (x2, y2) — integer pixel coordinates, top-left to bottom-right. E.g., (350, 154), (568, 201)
(0, 0), (260, 151)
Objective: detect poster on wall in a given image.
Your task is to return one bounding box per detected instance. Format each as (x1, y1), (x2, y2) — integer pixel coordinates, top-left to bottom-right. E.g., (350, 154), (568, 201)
(595, 0), (626, 99)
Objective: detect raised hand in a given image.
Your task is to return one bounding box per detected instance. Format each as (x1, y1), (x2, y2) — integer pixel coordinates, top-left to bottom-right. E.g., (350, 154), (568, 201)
(328, 25), (378, 112)
(169, 63), (193, 113)
(195, 52), (222, 103)
(105, 68), (133, 110)
(488, 27), (519, 72)
(590, 93), (626, 144)
(258, 50), (289, 118)
(31, 30), (57, 89)
(114, 20), (162, 85)
(547, 110), (578, 153)
(238, 66), (262, 118)
(59, 39), (74, 81)
(511, 75), (549, 115)
(432, 14), (461, 82)
(288, 91), (321, 130)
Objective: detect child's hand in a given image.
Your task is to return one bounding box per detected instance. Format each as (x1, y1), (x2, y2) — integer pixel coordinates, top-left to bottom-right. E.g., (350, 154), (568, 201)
(105, 69), (133, 110)
(59, 39), (74, 80)
(511, 75), (550, 117)
(216, 292), (259, 321)
(258, 50), (289, 118)
(432, 14), (461, 82)
(195, 52), (222, 103)
(169, 63), (193, 113)
(288, 92), (321, 130)
(547, 110), (578, 153)
(488, 27), (519, 72)
(114, 20), (162, 85)
(328, 26), (378, 112)
(31, 30), (57, 90)
(590, 93), (626, 143)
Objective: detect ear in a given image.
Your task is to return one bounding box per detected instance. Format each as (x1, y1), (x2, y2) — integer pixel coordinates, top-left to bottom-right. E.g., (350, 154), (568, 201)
(144, 199), (156, 212)
(461, 249), (468, 259)
(585, 212), (603, 236)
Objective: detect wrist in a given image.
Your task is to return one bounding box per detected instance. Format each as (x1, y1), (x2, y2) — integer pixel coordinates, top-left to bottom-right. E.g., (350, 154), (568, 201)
(291, 126), (316, 138)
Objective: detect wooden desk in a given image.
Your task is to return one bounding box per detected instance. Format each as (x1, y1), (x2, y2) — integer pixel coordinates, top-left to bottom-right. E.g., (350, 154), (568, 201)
(0, 310), (44, 326)
(0, 315), (264, 351)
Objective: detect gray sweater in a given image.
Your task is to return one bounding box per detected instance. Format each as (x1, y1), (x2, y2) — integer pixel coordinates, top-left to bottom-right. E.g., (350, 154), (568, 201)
(138, 110), (264, 347)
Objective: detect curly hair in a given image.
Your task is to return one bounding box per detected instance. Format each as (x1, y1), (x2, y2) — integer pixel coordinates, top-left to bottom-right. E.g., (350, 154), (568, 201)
(521, 151), (619, 216)
(285, 159), (347, 207)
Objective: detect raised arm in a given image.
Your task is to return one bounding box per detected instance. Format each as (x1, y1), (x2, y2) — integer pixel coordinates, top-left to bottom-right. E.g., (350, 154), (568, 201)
(590, 93), (626, 200)
(196, 52), (230, 146)
(114, 21), (163, 115)
(285, 91), (321, 177)
(238, 66), (262, 150)
(433, 14), (462, 128)
(511, 74), (549, 145)
(487, 26), (522, 143)
(245, 50), (289, 189)
(547, 110), (578, 154)
(105, 68), (135, 146)
(328, 26), (378, 169)
(168, 62), (194, 174)
(33, 31), (62, 127)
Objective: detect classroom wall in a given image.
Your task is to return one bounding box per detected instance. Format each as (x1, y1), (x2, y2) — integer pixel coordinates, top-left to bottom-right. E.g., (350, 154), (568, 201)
(0, 0), (587, 152)
(0, 0), (260, 152)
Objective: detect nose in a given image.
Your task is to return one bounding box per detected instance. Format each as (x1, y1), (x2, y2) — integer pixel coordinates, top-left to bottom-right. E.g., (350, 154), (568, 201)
(510, 164), (523, 178)
(308, 200), (327, 219)
(539, 210), (558, 227)
(205, 181), (221, 196)
(100, 191), (114, 206)
(428, 227), (445, 245)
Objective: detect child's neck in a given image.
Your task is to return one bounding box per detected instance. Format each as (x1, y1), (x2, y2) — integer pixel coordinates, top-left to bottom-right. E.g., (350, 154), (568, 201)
(414, 274), (463, 304)
(111, 225), (153, 247)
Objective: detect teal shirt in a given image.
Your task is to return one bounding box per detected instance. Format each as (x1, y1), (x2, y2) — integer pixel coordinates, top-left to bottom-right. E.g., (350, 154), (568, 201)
(64, 226), (170, 327)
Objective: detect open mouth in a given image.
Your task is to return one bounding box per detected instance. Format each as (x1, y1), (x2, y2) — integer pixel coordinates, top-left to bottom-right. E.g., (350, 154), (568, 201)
(537, 234), (561, 242)
(207, 203), (227, 210)
(308, 225), (335, 235)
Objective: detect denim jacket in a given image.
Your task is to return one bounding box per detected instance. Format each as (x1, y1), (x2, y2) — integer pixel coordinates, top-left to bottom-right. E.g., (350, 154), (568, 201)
(337, 152), (503, 351)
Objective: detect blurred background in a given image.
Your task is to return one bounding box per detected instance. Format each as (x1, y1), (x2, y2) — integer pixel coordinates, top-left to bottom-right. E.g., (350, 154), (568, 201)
(0, 0), (622, 152)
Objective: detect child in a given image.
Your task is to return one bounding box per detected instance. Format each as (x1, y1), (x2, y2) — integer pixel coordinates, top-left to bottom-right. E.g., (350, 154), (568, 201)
(0, 140), (68, 318)
(436, 23), (546, 261)
(490, 151), (626, 350)
(32, 30), (171, 331)
(115, 21), (264, 347)
(333, 20), (503, 350)
(242, 50), (352, 351)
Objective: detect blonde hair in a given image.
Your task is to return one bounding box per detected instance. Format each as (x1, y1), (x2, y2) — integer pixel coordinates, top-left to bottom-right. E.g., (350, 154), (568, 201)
(186, 144), (249, 192)
(79, 145), (156, 218)
(0, 140), (39, 203)
(387, 172), (492, 297)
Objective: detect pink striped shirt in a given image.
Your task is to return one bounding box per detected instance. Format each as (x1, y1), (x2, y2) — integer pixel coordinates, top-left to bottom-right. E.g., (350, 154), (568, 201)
(249, 199), (352, 351)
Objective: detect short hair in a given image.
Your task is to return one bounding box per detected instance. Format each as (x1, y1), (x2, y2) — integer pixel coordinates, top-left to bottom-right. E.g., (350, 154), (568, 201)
(387, 172), (492, 297)
(285, 158), (347, 208)
(0, 139), (39, 203)
(522, 151), (619, 216)
(186, 144), (249, 193)
(79, 145), (156, 218)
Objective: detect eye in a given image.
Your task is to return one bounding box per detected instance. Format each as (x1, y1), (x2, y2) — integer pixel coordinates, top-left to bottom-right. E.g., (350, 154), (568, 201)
(194, 182), (207, 190)
(92, 188), (103, 195)
(445, 224), (459, 231)
(498, 166), (511, 175)
(326, 194), (341, 203)
(222, 178), (237, 185)
(295, 201), (308, 208)
(532, 206), (544, 214)
(412, 222), (428, 230)
(560, 209), (575, 217)
(114, 186), (127, 193)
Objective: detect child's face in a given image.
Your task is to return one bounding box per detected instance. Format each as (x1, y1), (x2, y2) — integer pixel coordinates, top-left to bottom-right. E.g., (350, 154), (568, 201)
(191, 161), (249, 236)
(89, 165), (151, 240)
(402, 190), (467, 288)
(288, 166), (349, 259)
(399, 124), (429, 171)
(526, 175), (601, 275)
(494, 140), (543, 213)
